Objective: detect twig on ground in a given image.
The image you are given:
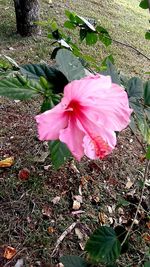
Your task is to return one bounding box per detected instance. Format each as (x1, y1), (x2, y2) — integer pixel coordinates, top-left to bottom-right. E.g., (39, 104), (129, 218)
(51, 222), (77, 257)
(121, 159), (150, 247)
(111, 38), (150, 61)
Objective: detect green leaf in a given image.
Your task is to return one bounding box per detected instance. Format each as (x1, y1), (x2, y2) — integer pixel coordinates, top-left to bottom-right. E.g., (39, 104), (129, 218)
(146, 145), (150, 159)
(117, 198), (130, 208)
(64, 21), (76, 29)
(0, 75), (39, 100)
(40, 97), (54, 113)
(101, 59), (121, 84)
(96, 25), (112, 46)
(127, 77), (143, 99)
(65, 10), (76, 22)
(101, 54), (115, 69)
(144, 81), (150, 106)
(56, 49), (85, 81)
(49, 140), (71, 169)
(129, 98), (144, 121)
(60, 255), (88, 267)
(139, 0), (149, 9)
(137, 118), (150, 144)
(144, 261), (150, 267)
(145, 31), (150, 40)
(145, 107), (150, 120)
(20, 64), (68, 94)
(80, 28), (87, 41)
(86, 32), (98, 45)
(85, 226), (121, 263)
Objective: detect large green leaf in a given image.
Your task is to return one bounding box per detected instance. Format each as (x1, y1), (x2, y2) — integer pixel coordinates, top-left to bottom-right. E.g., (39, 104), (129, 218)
(86, 32), (98, 45)
(145, 107), (150, 120)
(96, 25), (112, 47)
(127, 77), (143, 99)
(49, 140), (71, 169)
(144, 81), (150, 106)
(144, 261), (150, 267)
(139, 0), (149, 9)
(129, 98), (144, 121)
(101, 59), (121, 84)
(85, 226), (121, 264)
(20, 64), (68, 93)
(137, 118), (150, 144)
(60, 255), (88, 267)
(0, 75), (40, 100)
(64, 20), (76, 29)
(55, 49), (85, 81)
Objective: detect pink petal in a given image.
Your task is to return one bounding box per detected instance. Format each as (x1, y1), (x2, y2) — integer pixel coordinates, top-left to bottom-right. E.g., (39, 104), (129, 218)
(95, 83), (132, 131)
(62, 74), (112, 107)
(59, 117), (84, 161)
(77, 83), (132, 132)
(35, 103), (68, 141)
(83, 133), (115, 160)
(75, 107), (117, 159)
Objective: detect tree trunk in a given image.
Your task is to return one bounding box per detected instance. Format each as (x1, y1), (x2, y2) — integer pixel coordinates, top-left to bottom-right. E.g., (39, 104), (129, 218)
(13, 0), (41, 36)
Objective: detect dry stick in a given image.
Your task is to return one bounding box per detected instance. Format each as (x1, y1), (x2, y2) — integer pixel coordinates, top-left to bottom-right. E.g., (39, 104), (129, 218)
(51, 222), (77, 257)
(111, 38), (150, 61)
(103, 34), (150, 61)
(121, 159), (150, 247)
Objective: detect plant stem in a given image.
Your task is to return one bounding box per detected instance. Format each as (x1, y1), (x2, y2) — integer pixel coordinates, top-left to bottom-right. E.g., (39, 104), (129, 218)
(121, 159), (150, 247)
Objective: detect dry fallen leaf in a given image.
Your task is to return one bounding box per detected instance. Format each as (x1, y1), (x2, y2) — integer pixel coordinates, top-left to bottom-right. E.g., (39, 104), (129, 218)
(48, 227), (55, 234)
(139, 155), (146, 163)
(98, 212), (108, 225)
(74, 195), (82, 203)
(51, 196), (61, 205)
(125, 180), (133, 189)
(72, 200), (81, 210)
(0, 157), (14, 168)
(75, 228), (83, 240)
(18, 168), (30, 181)
(117, 208), (124, 215)
(42, 206), (52, 218)
(80, 175), (91, 187)
(92, 195), (100, 203)
(142, 233), (150, 243)
(3, 246), (16, 260)
(146, 221), (150, 229)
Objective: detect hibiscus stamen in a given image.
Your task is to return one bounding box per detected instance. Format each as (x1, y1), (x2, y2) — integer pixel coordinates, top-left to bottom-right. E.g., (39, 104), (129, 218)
(92, 136), (111, 159)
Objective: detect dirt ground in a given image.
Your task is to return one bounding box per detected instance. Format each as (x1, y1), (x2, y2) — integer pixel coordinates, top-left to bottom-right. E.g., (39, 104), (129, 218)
(0, 0), (150, 266)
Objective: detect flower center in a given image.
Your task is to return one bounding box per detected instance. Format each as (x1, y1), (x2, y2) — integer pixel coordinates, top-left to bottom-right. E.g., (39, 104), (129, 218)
(92, 136), (111, 159)
(67, 100), (81, 114)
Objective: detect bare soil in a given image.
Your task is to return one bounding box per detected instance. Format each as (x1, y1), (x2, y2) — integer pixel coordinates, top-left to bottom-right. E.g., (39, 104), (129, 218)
(0, 0), (150, 266)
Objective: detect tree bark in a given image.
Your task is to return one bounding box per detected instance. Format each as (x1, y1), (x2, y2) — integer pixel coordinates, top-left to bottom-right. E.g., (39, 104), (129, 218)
(13, 0), (40, 36)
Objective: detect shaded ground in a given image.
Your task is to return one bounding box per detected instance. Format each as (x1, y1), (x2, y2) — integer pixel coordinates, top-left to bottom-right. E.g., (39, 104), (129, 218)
(0, 0), (150, 266)
(0, 98), (150, 267)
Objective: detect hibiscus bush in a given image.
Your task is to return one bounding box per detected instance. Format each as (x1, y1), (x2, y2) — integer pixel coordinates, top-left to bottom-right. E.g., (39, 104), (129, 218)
(0, 3), (150, 266)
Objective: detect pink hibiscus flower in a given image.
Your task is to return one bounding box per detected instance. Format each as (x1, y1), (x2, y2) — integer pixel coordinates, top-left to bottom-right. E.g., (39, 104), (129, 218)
(35, 74), (132, 161)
